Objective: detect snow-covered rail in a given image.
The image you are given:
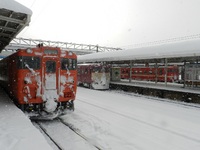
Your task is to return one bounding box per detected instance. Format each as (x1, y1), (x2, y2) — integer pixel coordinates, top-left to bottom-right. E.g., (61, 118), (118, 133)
(58, 118), (102, 150)
(33, 119), (101, 150)
(77, 97), (200, 143)
(33, 121), (62, 150)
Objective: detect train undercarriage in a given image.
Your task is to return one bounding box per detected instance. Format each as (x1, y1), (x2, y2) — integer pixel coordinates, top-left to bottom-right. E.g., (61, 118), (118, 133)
(18, 100), (74, 120)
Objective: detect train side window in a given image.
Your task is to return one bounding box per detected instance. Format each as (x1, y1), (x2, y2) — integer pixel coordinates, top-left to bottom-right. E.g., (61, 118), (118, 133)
(17, 56), (40, 70)
(159, 69), (163, 75)
(168, 69), (172, 73)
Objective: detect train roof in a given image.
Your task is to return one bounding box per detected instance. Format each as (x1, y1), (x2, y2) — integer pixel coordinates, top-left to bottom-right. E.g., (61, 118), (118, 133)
(78, 63), (109, 67)
(0, 0), (32, 52)
(78, 39), (200, 64)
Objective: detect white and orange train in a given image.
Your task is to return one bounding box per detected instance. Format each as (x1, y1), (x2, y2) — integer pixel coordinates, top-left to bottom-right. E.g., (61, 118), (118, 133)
(77, 64), (110, 90)
(0, 44), (77, 119)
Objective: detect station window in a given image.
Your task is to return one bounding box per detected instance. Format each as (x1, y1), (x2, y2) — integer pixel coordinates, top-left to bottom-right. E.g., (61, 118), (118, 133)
(17, 56), (40, 70)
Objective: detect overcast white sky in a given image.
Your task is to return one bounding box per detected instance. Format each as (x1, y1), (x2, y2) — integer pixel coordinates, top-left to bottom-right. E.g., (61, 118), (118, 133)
(15, 0), (200, 48)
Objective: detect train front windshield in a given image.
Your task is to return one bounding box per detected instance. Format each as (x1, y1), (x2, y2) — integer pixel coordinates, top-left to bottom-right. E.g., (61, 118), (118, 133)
(17, 56), (41, 70)
(61, 58), (77, 70)
(92, 66), (110, 73)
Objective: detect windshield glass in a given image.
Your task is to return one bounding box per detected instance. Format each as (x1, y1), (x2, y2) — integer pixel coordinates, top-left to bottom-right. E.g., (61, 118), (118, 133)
(17, 56), (40, 70)
(46, 61), (56, 73)
(61, 58), (77, 70)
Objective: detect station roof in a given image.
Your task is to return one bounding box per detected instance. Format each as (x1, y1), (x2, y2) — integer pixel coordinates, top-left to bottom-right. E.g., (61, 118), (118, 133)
(0, 0), (32, 52)
(78, 39), (200, 64)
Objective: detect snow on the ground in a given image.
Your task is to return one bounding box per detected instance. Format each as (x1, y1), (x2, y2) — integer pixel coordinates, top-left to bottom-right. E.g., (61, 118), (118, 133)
(35, 120), (97, 150)
(61, 87), (200, 150)
(0, 87), (52, 150)
(1, 86), (200, 150)
(113, 79), (200, 94)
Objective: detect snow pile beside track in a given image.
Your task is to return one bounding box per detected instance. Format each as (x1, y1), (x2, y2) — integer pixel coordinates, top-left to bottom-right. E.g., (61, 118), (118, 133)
(0, 87), (52, 150)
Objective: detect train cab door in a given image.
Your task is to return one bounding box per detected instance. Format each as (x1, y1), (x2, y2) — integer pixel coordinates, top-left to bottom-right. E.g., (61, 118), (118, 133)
(42, 57), (59, 101)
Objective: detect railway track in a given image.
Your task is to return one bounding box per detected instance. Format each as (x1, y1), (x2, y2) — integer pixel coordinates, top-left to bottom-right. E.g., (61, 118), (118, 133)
(57, 118), (101, 150)
(32, 118), (101, 150)
(33, 121), (62, 150)
(77, 97), (200, 144)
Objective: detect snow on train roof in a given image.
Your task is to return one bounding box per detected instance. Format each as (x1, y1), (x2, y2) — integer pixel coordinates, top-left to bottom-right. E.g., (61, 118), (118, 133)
(0, 0), (32, 15)
(78, 39), (200, 63)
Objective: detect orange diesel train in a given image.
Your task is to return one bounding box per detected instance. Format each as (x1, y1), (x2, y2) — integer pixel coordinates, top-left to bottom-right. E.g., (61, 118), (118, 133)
(0, 44), (77, 119)
(121, 65), (179, 82)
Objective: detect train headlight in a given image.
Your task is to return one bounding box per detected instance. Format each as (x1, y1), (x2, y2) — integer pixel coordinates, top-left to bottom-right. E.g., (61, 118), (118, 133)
(26, 48), (33, 53)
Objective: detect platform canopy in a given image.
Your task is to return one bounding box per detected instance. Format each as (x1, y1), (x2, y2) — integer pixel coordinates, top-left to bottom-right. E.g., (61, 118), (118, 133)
(0, 0), (32, 52)
(78, 39), (200, 64)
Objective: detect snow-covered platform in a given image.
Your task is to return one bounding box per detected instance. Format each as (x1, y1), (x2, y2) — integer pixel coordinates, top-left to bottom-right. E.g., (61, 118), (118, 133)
(0, 87), (52, 150)
(110, 80), (200, 103)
